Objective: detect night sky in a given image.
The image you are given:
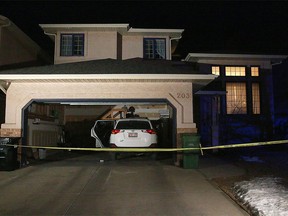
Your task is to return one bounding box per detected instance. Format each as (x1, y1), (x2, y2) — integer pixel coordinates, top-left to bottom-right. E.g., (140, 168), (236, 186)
(1, 1), (288, 59)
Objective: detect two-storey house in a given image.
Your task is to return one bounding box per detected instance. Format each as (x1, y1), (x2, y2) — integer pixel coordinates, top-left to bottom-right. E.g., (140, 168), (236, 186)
(0, 23), (215, 165)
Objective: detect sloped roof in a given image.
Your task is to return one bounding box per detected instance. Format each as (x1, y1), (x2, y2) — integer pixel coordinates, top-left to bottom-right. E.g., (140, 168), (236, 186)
(0, 58), (217, 95)
(0, 58), (203, 75)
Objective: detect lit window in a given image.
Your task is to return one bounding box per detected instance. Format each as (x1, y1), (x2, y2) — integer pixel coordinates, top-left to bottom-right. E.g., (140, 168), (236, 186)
(226, 82), (247, 114)
(251, 67), (259, 76)
(60, 34), (84, 56)
(212, 66), (220, 75)
(252, 83), (261, 114)
(225, 66), (246, 76)
(144, 38), (166, 59)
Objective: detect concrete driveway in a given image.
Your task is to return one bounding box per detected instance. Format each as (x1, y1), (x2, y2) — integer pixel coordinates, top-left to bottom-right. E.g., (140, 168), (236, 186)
(0, 152), (248, 216)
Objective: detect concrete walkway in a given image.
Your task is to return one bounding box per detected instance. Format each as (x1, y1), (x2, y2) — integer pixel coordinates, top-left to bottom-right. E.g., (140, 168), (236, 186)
(0, 152), (248, 215)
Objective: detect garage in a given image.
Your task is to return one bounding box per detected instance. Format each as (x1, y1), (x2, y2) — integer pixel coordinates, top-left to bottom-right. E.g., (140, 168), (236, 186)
(0, 58), (216, 165)
(23, 99), (175, 155)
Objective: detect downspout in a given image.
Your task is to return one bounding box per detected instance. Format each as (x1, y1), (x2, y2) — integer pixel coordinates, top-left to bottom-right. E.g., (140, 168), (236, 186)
(169, 36), (182, 60)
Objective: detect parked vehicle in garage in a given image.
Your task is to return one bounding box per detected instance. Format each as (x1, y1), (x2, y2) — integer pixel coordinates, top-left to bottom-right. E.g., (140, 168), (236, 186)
(109, 118), (157, 160)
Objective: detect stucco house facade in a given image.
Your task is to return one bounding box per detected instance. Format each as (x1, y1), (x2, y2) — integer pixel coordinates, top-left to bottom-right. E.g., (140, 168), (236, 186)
(39, 23), (183, 64)
(0, 23), (215, 164)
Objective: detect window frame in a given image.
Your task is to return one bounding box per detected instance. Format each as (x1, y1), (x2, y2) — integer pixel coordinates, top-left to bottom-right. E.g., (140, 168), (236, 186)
(222, 65), (262, 115)
(251, 82), (261, 114)
(60, 33), (85, 57)
(143, 38), (166, 60)
(225, 66), (246, 76)
(211, 66), (220, 75)
(250, 66), (260, 77)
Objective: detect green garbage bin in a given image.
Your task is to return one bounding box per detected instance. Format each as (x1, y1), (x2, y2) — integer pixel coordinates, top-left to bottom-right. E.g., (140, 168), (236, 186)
(182, 134), (200, 169)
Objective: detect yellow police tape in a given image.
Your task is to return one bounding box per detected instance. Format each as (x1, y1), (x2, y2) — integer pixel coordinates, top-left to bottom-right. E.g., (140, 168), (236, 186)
(3, 139), (288, 153)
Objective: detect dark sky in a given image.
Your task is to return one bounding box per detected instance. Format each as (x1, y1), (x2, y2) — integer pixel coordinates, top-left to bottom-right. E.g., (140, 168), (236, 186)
(1, 1), (288, 58)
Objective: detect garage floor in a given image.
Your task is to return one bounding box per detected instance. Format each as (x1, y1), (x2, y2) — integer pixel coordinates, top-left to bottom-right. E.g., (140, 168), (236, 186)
(0, 152), (248, 215)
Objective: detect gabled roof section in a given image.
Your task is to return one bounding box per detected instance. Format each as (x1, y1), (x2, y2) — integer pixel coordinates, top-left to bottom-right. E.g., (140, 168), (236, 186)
(0, 58), (200, 75)
(39, 23), (184, 41)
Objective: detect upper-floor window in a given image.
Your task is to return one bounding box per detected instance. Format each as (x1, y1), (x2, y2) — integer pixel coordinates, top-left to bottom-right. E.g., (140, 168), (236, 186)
(60, 34), (84, 56)
(251, 66), (259, 76)
(143, 38), (166, 59)
(225, 66), (246, 76)
(212, 66), (220, 75)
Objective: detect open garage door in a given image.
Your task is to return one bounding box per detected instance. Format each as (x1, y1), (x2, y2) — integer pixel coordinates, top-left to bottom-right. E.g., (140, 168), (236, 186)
(21, 99), (176, 160)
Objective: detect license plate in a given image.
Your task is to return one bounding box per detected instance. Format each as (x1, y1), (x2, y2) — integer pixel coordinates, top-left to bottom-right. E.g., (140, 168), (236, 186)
(128, 133), (138, 137)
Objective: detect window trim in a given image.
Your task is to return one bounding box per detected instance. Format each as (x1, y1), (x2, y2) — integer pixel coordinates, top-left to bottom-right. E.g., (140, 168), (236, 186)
(143, 38), (166, 60)
(60, 33), (85, 57)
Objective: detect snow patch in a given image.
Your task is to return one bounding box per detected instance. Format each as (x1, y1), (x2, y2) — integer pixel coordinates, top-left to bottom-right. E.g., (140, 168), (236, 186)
(234, 177), (288, 216)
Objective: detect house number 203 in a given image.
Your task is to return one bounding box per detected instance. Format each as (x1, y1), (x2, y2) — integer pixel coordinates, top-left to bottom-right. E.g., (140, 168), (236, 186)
(177, 93), (192, 99)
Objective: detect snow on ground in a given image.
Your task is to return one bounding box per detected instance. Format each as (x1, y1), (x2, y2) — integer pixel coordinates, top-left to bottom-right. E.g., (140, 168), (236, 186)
(233, 153), (288, 215)
(233, 177), (288, 216)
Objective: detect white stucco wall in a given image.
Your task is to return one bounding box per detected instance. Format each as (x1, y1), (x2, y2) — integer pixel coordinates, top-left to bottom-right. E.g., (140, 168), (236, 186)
(122, 36), (143, 60)
(88, 32), (117, 60)
(54, 31), (172, 64)
(2, 81), (195, 132)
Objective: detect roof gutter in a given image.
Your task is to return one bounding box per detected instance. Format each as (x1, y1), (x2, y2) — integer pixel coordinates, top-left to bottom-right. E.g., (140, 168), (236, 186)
(0, 73), (216, 81)
(44, 31), (57, 42)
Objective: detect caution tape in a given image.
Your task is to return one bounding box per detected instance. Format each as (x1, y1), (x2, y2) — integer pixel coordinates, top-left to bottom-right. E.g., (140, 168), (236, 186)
(2, 139), (288, 153)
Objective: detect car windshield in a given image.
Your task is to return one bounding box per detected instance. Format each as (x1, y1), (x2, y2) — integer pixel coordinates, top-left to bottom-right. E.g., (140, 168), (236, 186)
(116, 120), (151, 130)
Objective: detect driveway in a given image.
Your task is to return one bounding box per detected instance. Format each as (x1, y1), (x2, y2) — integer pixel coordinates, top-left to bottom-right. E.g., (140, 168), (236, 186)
(0, 152), (248, 215)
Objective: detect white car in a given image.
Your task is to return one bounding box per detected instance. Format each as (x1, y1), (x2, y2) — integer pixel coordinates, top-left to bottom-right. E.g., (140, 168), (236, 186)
(109, 118), (157, 159)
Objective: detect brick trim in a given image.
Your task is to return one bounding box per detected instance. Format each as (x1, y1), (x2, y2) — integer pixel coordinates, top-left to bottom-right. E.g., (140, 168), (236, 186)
(0, 128), (22, 137)
(177, 128), (197, 134)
